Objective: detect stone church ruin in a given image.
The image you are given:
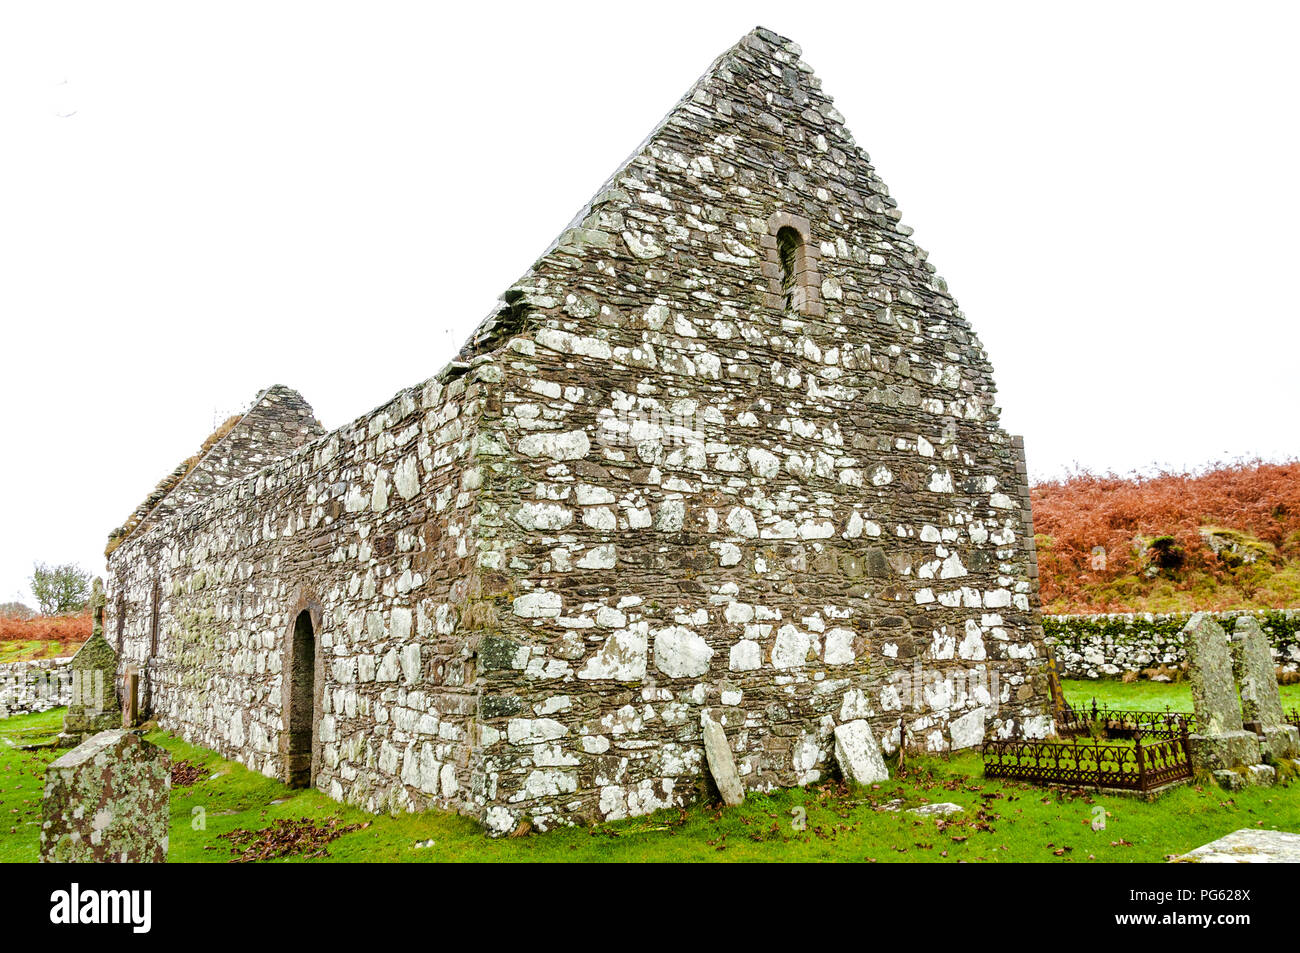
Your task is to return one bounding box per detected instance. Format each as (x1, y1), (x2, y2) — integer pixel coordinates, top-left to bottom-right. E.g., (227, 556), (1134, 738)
(105, 27), (1050, 833)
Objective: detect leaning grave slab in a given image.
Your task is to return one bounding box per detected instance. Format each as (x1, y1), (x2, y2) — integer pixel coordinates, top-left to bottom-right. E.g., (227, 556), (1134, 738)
(104, 26), (1049, 833)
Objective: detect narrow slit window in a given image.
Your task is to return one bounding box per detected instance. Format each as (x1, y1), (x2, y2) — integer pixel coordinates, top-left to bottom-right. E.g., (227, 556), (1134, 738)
(777, 226), (803, 312)
(149, 579), (160, 658)
(763, 212), (821, 316)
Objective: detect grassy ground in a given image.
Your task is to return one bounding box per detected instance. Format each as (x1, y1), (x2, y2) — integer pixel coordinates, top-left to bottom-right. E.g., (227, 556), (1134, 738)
(1064, 679), (1300, 714)
(0, 709), (63, 862)
(3, 693), (1299, 863)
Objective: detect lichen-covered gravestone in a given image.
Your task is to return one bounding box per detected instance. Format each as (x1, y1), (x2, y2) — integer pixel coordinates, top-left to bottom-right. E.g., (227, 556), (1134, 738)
(41, 729), (170, 863)
(1233, 616), (1300, 762)
(58, 578), (120, 746)
(700, 710), (745, 807)
(1183, 613), (1264, 781)
(833, 719), (889, 785)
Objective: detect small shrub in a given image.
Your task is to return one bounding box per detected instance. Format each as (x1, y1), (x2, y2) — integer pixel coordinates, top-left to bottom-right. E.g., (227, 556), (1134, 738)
(1146, 536), (1186, 572)
(0, 602), (33, 620)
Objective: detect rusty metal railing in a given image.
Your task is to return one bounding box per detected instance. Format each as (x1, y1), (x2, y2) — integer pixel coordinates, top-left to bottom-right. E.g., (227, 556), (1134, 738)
(1056, 699), (1195, 740)
(984, 700), (1194, 792)
(983, 724), (1192, 792)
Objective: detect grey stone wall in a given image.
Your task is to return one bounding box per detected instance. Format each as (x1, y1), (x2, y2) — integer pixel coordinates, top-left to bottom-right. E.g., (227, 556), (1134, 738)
(0, 657), (73, 717)
(108, 369), (487, 816)
(106, 26), (1049, 833)
(465, 27), (1047, 831)
(1045, 610), (1300, 679)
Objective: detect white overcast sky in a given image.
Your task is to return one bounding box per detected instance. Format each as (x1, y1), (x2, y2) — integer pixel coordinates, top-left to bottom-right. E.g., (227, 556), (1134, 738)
(2, 1), (1297, 606)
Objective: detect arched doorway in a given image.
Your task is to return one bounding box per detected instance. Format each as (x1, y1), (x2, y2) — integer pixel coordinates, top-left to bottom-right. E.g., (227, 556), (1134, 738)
(286, 609), (317, 788)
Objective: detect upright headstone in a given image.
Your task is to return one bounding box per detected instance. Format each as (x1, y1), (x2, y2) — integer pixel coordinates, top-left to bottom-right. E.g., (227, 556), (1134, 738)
(59, 579), (120, 746)
(40, 729), (170, 863)
(1233, 616), (1300, 762)
(123, 665), (139, 728)
(1043, 641), (1068, 719)
(1183, 613), (1263, 778)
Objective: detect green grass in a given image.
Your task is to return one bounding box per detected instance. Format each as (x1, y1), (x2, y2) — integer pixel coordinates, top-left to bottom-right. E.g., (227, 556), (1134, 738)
(1064, 679), (1300, 714)
(3, 698), (1299, 863)
(0, 708), (64, 862)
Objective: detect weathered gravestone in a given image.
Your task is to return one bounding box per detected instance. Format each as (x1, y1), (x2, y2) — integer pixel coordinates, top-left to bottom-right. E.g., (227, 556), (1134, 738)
(700, 710), (745, 807)
(1233, 616), (1300, 762)
(1183, 613), (1264, 782)
(41, 729), (170, 863)
(833, 719), (890, 785)
(59, 579), (120, 746)
(122, 664), (140, 728)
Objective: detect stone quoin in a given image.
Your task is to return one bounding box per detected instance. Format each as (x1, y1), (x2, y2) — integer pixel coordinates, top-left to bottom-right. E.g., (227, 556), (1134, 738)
(104, 26), (1050, 833)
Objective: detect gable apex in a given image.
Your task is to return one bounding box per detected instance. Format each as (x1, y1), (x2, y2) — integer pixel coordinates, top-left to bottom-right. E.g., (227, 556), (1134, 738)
(105, 384), (324, 554)
(460, 25), (895, 354)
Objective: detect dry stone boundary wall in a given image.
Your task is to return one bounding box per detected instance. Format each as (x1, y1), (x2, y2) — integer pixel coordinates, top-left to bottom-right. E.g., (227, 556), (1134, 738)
(1045, 610), (1300, 679)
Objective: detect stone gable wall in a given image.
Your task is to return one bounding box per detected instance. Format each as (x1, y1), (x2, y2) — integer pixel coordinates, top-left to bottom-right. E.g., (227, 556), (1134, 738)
(461, 27), (1048, 831)
(127, 385), (325, 541)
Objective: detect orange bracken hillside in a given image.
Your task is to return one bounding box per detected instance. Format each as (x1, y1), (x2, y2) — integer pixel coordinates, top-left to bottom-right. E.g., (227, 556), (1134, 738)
(1031, 459), (1300, 615)
(0, 613), (90, 662)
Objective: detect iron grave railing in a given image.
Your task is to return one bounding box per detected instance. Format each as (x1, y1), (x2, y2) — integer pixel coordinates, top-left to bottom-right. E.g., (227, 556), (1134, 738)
(983, 699), (1194, 793)
(1056, 700), (1196, 740)
(982, 728), (1192, 793)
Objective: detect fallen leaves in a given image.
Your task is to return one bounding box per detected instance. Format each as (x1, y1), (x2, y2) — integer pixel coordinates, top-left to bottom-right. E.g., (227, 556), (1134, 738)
(217, 816), (369, 863)
(169, 760), (207, 788)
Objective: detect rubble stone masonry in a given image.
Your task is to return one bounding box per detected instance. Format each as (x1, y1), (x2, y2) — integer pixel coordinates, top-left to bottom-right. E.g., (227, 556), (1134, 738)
(0, 658), (73, 717)
(106, 27), (1049, 832)
(1045, 610), (1300, 679)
